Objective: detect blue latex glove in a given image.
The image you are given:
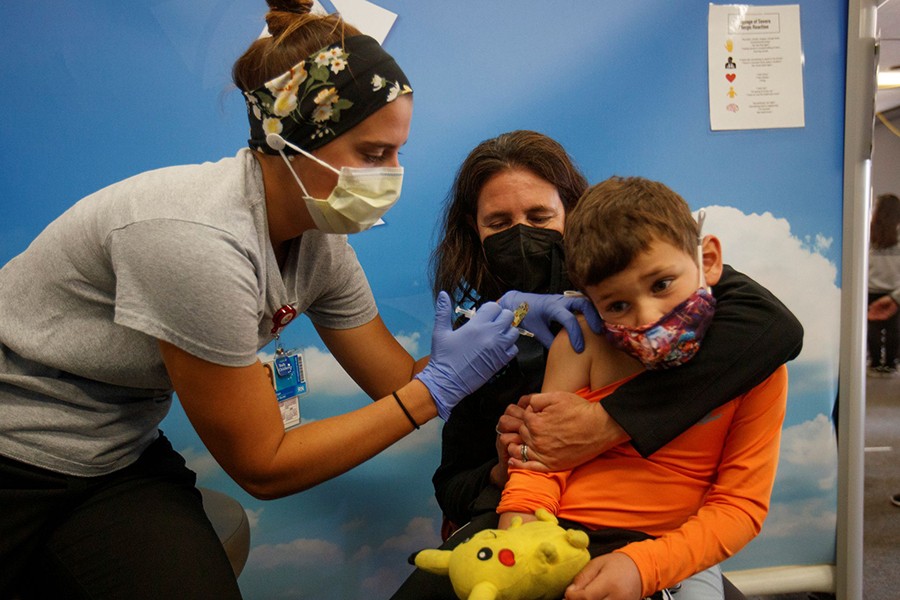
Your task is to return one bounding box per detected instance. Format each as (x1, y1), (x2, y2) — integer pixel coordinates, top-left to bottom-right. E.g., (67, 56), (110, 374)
(498, 291), (603, 352)
(416, 291), (519, 420)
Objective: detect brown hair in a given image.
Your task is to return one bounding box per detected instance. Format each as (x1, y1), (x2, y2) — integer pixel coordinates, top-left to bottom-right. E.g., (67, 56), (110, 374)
(232, 0), (361, 92)
(870, 193), (900, 250)
(430, 130), (588, 304)
(565, 176), (699, 289)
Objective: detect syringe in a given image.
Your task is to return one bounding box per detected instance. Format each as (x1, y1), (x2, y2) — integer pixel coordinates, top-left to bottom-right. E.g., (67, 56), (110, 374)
(455, 304), (534, 338)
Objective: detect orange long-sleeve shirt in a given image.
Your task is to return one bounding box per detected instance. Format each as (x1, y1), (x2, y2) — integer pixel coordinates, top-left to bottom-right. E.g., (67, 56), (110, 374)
(498, 365), (788, 597)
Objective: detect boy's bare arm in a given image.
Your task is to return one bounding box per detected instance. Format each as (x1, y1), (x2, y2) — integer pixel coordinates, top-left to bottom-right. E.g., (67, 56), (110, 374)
(499, 320), (639, 472)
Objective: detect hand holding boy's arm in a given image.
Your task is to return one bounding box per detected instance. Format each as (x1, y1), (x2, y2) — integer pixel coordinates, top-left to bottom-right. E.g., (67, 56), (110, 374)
(503, 319), (635, 472)
(564, 553), (642, 600)
(505, 395), (627, 472)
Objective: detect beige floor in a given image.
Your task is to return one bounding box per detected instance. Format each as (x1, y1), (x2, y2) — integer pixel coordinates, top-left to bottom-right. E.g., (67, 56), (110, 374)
(741, 369), (898, 600)
(861, 371), (899, 600)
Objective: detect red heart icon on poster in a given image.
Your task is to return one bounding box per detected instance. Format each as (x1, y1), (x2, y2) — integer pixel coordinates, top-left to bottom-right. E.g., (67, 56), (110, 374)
(726, 73), (736, 82)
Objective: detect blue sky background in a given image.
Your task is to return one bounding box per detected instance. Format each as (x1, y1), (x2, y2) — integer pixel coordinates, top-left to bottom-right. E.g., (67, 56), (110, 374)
(1, 1), (847, 598)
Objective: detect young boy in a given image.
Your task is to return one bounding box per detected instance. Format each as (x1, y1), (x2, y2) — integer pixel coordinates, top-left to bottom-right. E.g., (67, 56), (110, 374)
(497, 176), (788, 600)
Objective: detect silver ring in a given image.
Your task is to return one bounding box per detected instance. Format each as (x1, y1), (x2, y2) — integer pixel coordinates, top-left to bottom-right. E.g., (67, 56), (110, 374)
(520, 443), (529, 462)
(495, 425), (502, 435)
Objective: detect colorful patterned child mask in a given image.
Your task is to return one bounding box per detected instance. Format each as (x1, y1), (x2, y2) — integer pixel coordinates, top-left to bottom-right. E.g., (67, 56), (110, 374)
(602, 287), (716, 370)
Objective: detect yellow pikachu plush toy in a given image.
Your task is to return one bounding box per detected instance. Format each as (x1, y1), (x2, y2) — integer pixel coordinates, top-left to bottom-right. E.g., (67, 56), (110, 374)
(414, 509), (590, 600)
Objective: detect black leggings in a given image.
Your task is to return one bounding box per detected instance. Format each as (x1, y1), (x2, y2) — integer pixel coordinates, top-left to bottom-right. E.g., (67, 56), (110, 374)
(0, 433), (242, 600)
(868, 292), (900, 368)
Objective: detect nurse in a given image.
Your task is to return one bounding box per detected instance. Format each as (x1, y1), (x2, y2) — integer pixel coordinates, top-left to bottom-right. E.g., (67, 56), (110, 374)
(0, 2), (592, 598)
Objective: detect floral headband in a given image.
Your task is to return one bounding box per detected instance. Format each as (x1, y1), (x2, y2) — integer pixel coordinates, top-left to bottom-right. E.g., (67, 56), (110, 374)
(244, 34), (412, 154)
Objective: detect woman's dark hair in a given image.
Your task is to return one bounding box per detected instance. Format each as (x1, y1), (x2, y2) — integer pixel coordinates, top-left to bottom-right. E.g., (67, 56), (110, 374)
(430, 130), (588, 304)
(232, 0), (361, 92)
(870, 193), (900, 250)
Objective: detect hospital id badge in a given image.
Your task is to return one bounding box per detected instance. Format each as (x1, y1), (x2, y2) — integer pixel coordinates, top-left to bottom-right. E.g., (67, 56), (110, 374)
(264, 349), (308, 431)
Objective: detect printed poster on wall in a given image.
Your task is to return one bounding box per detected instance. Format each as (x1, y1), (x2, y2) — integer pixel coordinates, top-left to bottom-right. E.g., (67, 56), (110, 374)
(708, 4), (805, 130)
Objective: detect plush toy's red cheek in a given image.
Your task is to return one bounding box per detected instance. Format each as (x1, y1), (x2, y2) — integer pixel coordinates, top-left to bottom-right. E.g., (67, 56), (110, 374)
(498, 549), (515, 567)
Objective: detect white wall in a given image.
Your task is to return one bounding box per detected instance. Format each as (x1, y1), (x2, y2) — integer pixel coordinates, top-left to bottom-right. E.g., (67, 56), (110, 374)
(872, 112), (900, 199)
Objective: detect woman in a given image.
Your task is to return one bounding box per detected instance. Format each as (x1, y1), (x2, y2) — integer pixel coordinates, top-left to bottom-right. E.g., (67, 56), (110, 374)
(431, 130), (589, 530)
(0, 5), (587, 598)
(867, 193), (900, 375)
(392, 130), (803, 599)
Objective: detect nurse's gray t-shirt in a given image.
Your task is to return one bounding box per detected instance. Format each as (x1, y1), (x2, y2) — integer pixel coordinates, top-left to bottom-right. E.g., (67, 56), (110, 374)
(0, 149), (377, 476)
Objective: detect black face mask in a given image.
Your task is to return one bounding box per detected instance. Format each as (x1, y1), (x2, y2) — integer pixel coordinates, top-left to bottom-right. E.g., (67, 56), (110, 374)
(482, 224), (569, 294)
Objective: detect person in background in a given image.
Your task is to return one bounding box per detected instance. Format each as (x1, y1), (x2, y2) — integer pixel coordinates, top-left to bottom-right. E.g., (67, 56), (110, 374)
(867, 193), (900, 375)
(390, 130), (802, 599)
(0, 5), (591, 598)
(869, 286), (900, 321)
(499, 176), (788, 600)
(867, 282), (900, 508)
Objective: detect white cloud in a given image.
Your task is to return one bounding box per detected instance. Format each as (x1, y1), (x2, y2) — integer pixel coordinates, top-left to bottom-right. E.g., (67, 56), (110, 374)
(379, 516), (440, 552)
(248, 537), (345, 569)
(361, 566), (409, 597)
(341, 517), (368, 533)
(351, 544), (373, 561)
(757, 414), (838, 539)
(245, 507), (263, 530)
(381, 416), (442, 456)
(776, 414), (839, 493)
(179, 445), (221, 481)
(812, 233), (833, 252)
(701, 206), (841, 368)
(394, 332), (422, 355)
(298, 345), (361, 396)
(258, 332), (421, 399)
(760, 499), (837, 539)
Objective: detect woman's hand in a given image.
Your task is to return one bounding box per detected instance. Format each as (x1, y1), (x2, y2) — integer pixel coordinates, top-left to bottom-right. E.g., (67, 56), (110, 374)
(498, 291), (603, 352)
(505, 392), (628, 472)
(490, 427), (514, 488)
(490, 403), (525, 486)
(565, 553), (643, 600)
(416, 291), (519, 420)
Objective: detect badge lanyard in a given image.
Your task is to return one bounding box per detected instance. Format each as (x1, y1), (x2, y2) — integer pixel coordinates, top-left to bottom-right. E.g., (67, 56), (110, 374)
(266, 305), (308, 431)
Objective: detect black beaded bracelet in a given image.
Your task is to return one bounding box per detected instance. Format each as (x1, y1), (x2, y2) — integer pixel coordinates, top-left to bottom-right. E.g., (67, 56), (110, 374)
(392, 391), (420, 430)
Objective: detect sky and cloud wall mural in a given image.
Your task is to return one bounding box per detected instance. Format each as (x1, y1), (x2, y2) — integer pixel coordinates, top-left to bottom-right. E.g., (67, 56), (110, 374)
(1, 1), (848, 597)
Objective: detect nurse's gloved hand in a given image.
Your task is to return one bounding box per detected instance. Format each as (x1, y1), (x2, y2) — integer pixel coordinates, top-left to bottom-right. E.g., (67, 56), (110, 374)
(498, 291), (603, 353)
(416, 291), (519, 420)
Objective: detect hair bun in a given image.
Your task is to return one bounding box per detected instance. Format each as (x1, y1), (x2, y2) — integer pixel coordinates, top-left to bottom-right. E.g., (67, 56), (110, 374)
(267, 0), (312, 14)
(265, 0), (313, 36)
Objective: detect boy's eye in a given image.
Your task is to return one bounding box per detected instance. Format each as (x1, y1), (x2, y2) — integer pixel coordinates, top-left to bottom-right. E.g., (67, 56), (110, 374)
(651, 278), (674, 294)
(604, 301), (629, 315)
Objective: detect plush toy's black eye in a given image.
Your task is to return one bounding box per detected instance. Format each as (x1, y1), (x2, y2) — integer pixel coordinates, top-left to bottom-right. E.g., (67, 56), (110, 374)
(477, 548), (493, 561)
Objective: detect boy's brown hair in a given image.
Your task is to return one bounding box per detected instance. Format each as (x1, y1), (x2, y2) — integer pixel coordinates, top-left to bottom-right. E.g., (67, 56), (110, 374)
(565, 176), (700, 288)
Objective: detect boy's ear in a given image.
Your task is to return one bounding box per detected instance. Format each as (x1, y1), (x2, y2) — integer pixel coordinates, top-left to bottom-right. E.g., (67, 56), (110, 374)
(701, 235), (724, 286)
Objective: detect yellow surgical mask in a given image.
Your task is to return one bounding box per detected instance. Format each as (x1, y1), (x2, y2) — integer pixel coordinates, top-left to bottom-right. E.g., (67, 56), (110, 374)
(267, 133), (403, 234)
